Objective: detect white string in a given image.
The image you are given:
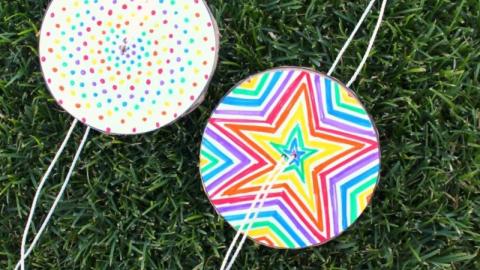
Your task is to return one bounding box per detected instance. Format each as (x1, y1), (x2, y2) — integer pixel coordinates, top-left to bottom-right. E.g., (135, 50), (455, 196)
(220, 157), (292, 270)
(17, 125), (91, 270)
(346, 0), (387, 87)
(220, 1), (387, 269)
(327, 0), (377, 76)
(17, 119), (78, 269)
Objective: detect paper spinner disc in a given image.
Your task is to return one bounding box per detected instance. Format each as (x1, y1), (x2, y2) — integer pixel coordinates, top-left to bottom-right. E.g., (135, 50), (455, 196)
(199, 67), (381, 249)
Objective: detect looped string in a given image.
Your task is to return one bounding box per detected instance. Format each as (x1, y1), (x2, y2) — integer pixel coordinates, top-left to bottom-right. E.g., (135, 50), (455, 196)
(327, 0), (376, 77)
(345, 0), (387, 87)
(17, 122), (91, 270)
(220, 0), (387, 269)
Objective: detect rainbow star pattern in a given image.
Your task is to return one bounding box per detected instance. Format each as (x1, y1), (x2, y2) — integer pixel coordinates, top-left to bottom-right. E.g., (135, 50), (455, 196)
(200, 67), (381, 249)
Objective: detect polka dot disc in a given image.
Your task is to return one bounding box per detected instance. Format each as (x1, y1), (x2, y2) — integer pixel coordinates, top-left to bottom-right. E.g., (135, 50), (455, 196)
(40, 0), (219, 134)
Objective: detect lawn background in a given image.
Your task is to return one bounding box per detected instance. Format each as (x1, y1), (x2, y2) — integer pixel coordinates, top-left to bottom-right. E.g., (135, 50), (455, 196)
(1, 0), (479, 269)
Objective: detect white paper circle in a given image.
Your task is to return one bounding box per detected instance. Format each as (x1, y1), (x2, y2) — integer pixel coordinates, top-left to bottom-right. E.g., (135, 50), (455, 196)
(39, 0), (219, 135)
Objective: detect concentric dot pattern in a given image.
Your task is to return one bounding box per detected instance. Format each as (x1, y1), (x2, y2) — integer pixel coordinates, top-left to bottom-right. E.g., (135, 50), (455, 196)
(40, 0), (218, 134)
(200, 68), (381, 249)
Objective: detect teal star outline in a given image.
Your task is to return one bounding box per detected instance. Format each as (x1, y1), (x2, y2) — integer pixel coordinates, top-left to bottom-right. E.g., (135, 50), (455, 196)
(270, 124), (318, 183)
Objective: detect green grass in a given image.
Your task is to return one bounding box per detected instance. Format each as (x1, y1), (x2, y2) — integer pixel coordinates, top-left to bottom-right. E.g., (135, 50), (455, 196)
(1, 0), (479, 269)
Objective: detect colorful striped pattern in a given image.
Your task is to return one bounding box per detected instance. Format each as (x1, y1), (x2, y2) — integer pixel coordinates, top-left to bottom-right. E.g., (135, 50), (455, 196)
(200, 68), (380, 249)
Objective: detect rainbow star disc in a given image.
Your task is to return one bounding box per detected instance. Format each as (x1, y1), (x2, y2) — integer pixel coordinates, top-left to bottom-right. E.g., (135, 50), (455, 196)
(39, 0), (219, 135)
(199, 67), (381, 249)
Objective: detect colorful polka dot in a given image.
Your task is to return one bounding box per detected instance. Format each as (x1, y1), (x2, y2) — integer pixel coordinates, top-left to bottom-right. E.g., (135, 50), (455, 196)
(40, 0), (218, 134)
